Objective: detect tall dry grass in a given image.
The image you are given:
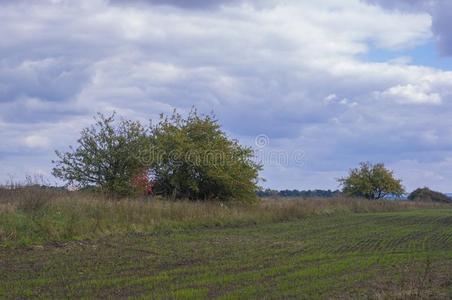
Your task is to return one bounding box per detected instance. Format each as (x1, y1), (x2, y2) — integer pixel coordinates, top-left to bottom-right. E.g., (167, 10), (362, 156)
(0, 187), (450, 247)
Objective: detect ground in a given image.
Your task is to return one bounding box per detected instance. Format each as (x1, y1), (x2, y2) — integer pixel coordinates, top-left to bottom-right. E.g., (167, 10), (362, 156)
(1, 209), (452, 299)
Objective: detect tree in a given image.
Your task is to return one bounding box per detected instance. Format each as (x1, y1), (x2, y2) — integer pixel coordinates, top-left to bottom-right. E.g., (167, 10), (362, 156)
(408, 187), (451, 203)
(338, 162), (405, 200)
(149, 110), (262, 202)
(52, 113), (151, 196)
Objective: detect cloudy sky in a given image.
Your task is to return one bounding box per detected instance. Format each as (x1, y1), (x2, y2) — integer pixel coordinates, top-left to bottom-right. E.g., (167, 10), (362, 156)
(2, 0), (452, 191)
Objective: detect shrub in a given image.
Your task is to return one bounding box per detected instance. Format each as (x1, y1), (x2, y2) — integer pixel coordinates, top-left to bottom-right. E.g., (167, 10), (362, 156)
(408, 187), (451, 203)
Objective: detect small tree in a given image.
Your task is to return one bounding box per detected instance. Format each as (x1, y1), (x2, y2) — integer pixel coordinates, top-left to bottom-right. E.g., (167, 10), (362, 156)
(52, 113), (151, 196)
(338, 162), (405, 200)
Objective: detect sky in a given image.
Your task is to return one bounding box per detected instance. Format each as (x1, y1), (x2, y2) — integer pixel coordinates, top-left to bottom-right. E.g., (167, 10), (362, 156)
(2, 0), (452, 192)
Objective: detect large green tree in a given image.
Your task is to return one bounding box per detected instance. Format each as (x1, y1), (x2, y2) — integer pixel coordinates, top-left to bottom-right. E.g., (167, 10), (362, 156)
(52, 113), (151, 196)
(149, 110), (262, 202)
(338, 162), (405, 200)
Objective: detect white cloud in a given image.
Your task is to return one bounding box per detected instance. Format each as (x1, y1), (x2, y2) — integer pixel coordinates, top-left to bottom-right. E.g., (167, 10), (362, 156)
(380, 84), (442, 105)
(23, 135), (50, 149)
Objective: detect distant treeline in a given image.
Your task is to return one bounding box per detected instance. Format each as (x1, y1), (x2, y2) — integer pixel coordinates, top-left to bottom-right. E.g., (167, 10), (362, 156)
(258, 189), (342, 198)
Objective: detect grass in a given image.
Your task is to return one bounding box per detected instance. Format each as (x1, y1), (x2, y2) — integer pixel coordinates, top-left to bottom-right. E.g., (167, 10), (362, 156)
(0, 187), (446, 247)
(1, 188), (452, 298)
(1, 210), (452, 298)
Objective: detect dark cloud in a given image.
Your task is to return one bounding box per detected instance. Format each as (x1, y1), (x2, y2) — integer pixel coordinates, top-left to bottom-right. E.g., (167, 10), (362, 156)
(363, 0), (431, 11)
(431, 1), (452, 55)
(108, 0), (242, 10)
(108, 0), (277, 10)
(0, 59), (90, 104)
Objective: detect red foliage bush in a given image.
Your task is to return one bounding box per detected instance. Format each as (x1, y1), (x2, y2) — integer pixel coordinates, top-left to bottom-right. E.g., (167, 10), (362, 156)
(132, 168), (154, 196)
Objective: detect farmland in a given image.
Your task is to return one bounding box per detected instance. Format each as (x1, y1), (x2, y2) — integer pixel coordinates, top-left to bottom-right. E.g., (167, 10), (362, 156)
(1, 196), (452, 299)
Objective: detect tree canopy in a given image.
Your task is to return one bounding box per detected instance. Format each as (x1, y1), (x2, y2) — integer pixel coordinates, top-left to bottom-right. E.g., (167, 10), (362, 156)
(338, 162), (405, 200)
(52, 110), (262, 202)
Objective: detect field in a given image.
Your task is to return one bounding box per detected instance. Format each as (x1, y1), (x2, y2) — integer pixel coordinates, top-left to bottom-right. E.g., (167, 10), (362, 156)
(1, 191), (452, 299)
